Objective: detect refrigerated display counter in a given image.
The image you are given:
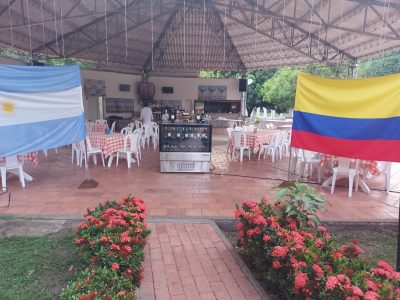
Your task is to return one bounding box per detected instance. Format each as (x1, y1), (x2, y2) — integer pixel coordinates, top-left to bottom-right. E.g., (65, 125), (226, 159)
(159, 123), (212, 173)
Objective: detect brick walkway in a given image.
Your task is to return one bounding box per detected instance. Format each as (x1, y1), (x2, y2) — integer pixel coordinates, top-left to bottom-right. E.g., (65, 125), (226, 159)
(140, 222), (266, 300)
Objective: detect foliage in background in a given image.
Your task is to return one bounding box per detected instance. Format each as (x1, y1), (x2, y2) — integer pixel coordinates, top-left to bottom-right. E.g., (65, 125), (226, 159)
(235, 183), (400, 299)
(60, 195), (150, 300)
(200, 51), (400, 113)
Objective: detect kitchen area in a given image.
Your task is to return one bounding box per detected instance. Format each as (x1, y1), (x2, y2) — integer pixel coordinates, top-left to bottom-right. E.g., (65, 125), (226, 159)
(81, 70), (244, 173)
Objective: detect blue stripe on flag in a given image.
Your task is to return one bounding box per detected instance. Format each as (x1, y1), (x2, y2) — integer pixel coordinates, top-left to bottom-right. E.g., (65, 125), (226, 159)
(0, 112), (86, 156)
(0, 65), (81, 93)
(293, 111), (400, 140)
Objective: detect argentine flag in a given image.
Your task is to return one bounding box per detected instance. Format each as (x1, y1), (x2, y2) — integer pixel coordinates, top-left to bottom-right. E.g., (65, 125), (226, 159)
(0, 64), (86, 156)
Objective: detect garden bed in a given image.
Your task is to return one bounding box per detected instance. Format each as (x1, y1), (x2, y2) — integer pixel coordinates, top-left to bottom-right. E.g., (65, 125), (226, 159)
(217, 220), (398, 299)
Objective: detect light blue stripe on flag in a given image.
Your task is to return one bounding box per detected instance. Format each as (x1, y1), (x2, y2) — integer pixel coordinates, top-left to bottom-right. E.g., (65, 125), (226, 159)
(0, 64), (81, 93)
(0, 113), (86, 156)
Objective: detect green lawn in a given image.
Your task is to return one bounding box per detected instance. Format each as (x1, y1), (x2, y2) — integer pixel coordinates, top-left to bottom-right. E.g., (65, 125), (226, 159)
(0, 232), (81, 300)
(334, 230), (397, 267)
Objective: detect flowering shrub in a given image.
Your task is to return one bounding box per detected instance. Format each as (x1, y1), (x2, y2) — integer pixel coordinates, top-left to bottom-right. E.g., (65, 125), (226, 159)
(60, 195), (150, 300)
(236, 182), (400, 300)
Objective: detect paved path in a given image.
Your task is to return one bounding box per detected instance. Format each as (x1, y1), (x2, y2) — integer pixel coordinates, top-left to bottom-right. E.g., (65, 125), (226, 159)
(140, 221), (266, 300)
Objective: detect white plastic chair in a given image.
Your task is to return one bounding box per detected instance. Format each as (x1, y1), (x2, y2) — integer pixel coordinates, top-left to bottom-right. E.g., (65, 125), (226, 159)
(71, 142), (81, 165)
(0, 156), (25, 188)
(82, 136), (105, 167)
(378, 162), (392, 193)
(127, 122), (136, 130)
(141, 123), (152, 148)
(258, 132), (280, 162)
(133, 128), (142, 160)
(121, 127), (132, 134)
(152, 126), (159, 150)
(228, 121), (237, 128)
(116, 133), (140, 168)
(298, 149), (322, 183)
(331, 157), (359, 197)
(96, 119), (108, 125)
(110, 121), (116, 133)
(231, 130), (251, 163)
(43, 148), (58, 157)
(134, 120), (143, 130)
(86, 121), (94, 132)
(283, 130), (292, 157)
(227, 128), (234, 154)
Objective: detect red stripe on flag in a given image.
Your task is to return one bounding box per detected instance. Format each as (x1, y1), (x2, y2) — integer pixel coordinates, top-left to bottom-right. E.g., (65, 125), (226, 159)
(291, 130), (400, 162)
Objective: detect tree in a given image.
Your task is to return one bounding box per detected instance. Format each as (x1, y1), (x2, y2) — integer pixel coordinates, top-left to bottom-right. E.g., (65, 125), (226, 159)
(261, 68), (299, 113)
(357, 51), (400, 77)
(246, 69), (276, 113)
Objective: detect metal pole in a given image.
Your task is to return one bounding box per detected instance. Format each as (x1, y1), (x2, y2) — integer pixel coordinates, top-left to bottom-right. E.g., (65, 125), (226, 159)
(241, 91), (247, 118)
(397, 199), (400, 271)
(287, 146), (293, 181)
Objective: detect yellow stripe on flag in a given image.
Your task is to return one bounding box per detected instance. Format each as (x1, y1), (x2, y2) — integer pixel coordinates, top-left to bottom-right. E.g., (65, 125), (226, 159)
(294, 72), (400, 118)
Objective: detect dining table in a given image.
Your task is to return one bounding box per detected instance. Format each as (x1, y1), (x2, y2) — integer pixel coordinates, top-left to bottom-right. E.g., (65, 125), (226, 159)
(230, 130), (278, 154)
(319, 154), (380, 193)
(88, 132), (133, 167)
(86, 123), (109, 133)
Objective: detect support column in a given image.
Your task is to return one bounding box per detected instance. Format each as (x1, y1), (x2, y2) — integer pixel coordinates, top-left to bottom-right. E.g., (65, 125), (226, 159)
(241, 91), (247, 118)
(348, 59), (358, 79)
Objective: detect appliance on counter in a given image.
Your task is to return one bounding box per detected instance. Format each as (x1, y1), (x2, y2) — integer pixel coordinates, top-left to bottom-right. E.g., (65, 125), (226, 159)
(159, 123), (212, 173)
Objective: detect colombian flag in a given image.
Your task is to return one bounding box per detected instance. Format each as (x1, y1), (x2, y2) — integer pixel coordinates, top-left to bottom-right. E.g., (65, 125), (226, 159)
(291, 72), (400, 162)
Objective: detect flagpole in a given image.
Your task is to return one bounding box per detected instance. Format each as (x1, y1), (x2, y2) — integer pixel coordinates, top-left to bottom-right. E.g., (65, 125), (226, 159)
(287, 146), (293, 181)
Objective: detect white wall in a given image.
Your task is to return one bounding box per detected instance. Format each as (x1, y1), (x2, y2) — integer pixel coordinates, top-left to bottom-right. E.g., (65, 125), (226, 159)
(81, 70), (242, 117)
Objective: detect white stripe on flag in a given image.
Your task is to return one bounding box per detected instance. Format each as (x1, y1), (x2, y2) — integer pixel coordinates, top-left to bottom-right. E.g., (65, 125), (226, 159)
(0, 86), (84, 126)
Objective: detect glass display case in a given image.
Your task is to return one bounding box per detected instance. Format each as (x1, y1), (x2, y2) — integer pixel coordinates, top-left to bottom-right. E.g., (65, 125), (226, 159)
(159, 123), (212, 173)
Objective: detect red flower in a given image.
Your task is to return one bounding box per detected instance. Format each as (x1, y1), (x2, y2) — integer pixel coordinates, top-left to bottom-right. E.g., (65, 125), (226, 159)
(377, 260), (394, 272)
(110, 244), (121, 251)
(117, 291), (126, 297)
(252, 215), (267, 226)
(236, 222), (243, 231)
(234, 209), (244, 218)
(364, 291), (379, 300)
(331, 252), (343, 260)
(294, 271), (308, 293)
(314, 238), (324, 248)
(313, 264), (324, 278)
(271, 246), (288, 258)
(90, 256), (98, 263)
(99, 236), (111, 243)
(317, 226), (327, 232)
(326, 276), (340, 290)
(122, 245), (132, 253)
(263, 235), (271, 242)
(74, 237), (86, 245)
(111, 263), (120, 270)
(243, 200), (257, 209)
(272, 261), (281, 269)
(288, 220), (297, 230)
(120, 231), (130, 243)
(351, 286), (364, 297)
(246, 229), (255, 237)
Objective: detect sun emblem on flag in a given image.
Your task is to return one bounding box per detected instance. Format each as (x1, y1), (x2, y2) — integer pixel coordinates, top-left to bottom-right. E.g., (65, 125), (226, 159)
(2, 101), (15, 113)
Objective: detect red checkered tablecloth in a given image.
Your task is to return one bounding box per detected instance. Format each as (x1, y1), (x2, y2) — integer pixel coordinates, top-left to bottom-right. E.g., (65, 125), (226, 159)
(88, 133), (126, 158)
(87, 123), (109, 133)
(0, 153), (38, 167)
(230, 130), (276, 153)
(319, 154), (380, 176)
